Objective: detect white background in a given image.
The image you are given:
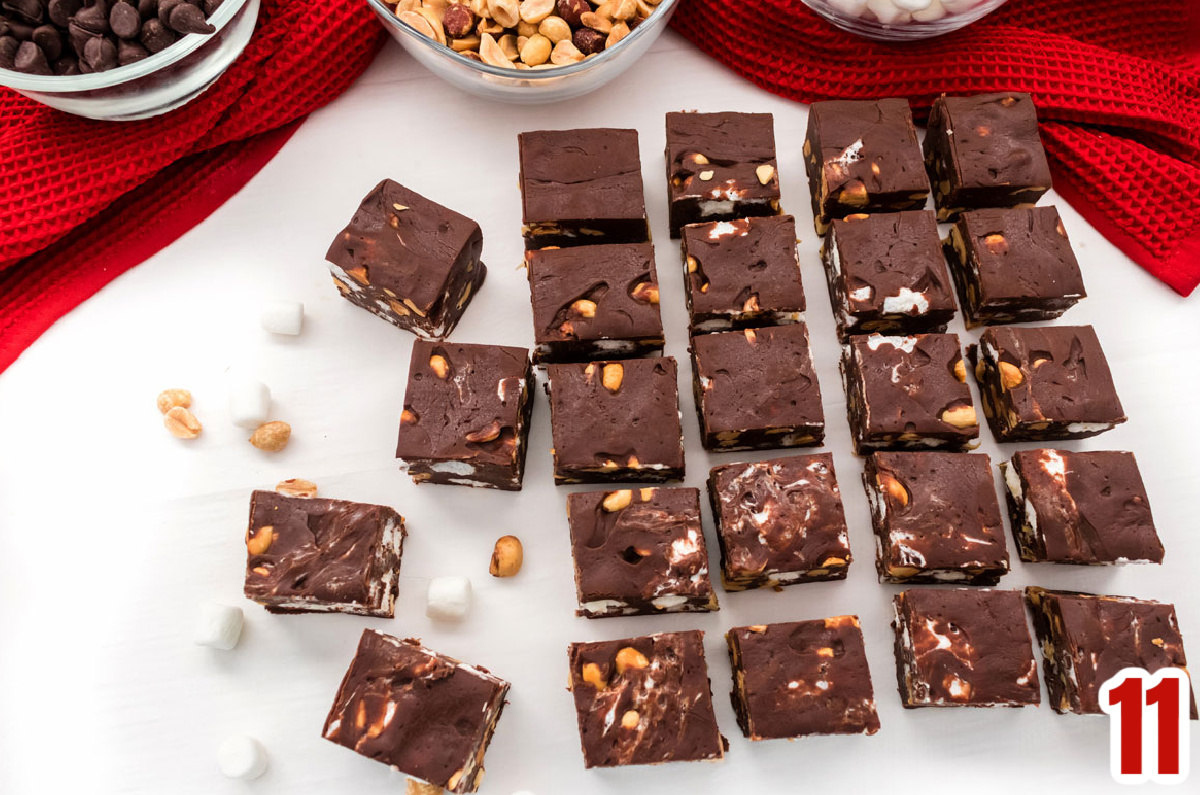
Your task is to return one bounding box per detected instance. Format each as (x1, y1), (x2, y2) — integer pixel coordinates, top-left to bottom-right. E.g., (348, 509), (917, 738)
(1, 30), (1198, 795)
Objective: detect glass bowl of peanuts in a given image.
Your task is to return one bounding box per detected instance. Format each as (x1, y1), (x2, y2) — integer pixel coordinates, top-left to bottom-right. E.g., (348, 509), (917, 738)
(368, 0), (680, 103)
(801, 0), (1009, 40)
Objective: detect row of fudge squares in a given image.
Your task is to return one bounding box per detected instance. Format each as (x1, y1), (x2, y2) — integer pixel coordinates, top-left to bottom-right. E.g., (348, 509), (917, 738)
(321, 589), (1194, 790)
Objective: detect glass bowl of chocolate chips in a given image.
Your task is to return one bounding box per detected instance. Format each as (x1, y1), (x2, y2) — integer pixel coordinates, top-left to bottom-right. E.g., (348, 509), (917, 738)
(369, 0), (681, 103)
(0, 0), (258, 121)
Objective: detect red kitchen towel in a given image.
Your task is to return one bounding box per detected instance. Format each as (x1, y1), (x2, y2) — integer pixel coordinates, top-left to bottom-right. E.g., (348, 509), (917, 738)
(0, 0), (385, 374)
(672, 0), (1200, 297)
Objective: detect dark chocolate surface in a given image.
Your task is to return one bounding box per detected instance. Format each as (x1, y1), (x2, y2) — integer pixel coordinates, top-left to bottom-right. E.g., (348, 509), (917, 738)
(728, 617), (880, 740)
(568, 630), (725, 768)
(893, 589), (1040, 708)
(708, 453), (851, 590)
(322, 629), (510, 792)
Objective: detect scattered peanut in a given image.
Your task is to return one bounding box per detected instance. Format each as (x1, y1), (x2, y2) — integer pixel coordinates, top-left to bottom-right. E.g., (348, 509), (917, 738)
(250, 421), (292, 452)
(164, 406), (203, 439)
(490, 535), (524, 577)
(276, 478), (318, 498)
(406, 779), (444, 795)
(156, 388), (192, 414)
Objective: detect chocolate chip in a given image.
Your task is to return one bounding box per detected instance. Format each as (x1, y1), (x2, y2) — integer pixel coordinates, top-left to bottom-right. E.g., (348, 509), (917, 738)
(116, 36), (147, 64)
(47, 0), (83, 27)
(66, 19), (97, 53)
(109, 1), (140, 38)
(2, 0), (45, 25)
(53, 54), (79, 73)
(138, 0), (157, 15)
(156, 0), (183, 23)
(139, 17), (174, 52)
(81, 30), (116, 69)
(73, 1), (111, 35)
(167, 2), (214, 34)
(31, 24), (62, 61)
(203, 0), (222, 14)
(557, 0), (589, 27)
(13, 39), (52, 74)
(572, 27), (604, 55)
(0, 35), (18, 68)
(5, 19), (35, 40)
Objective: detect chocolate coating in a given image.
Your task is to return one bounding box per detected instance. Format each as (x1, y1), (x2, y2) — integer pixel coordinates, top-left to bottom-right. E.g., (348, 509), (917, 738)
(864, 451), (1009, 584)
(545, 356), (685, 484)
(842, 333), (978, 453)
(822, 210), (956, 341)
(665, 111), (781, 238)
(322, 629), (510, 792)
(728, 617), (880, 740)
(567, 487), (717, 618)
(970, 325), (1126, 442)
(527, 243), (663, 364)
(803, 98), (929, 233)
(690, 324), (824, 451)
(708, 453), (850, 590)
(893, 589), (1040, 708)
(519, 128), (649, 248)
(326, 179), (487, 339)
(1026, 587), (1197, 717)
(567, 630), (725, 768)
(946, 206), (1085, 327)
(243, 490), (405, 617)
(681, 214), (805, 332)
(396, 340), (534, 490)
(1003, 449), (1163, 565)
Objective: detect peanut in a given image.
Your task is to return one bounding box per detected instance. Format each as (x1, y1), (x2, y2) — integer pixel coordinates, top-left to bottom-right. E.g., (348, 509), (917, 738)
(276, 478), (318, 498)
(164, 406), (202, 439)
(489, 535), (524, 577)
(602, 489), (632, 512)
(615, 646), (649, 673)
(601, 363), (623, 392)
(156, 388), (192, 414)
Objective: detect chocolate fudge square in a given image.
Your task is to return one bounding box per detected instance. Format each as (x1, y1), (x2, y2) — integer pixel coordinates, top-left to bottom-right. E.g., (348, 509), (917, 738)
(924, 92), (1053, 221)
(970, 325), (1126, 442)
(803, 99), (929, 234)
(567, 630), (725, 768)
(864, 451), (1009, 584)
(527, 243), (664, 365)
(708, 453), (851, 591)
(822, 210), (956, 341)
(243, 490), (405, 616)
(946, 206), (1086, 327)
(322, 629), (509, 792)
(396, 340), (534, 491)
(1026, 587), (1197, 717)
(1002, 449), (1163, 565)
(545, 357), (685, 484)
(691, 324), (824, 451)
(665, 111), (782, 238)
(728, 617), (880, 740)
(567, 487), (718, 618)
(841, 333), (979, 453)
(893, 589), (1040, 708)
(326, 179), (487, 339)
(682, 215), (806, 332)
(519, 128), (649, 249)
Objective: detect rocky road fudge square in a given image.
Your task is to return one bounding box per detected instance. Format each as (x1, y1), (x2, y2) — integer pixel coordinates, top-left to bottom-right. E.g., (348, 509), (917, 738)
(545, 356), (685, 484)
(821, 210), (957, 341)
(665, 110), (782, 238)
(243, 490), (405, 617)
(803, 98), (930, 234)
(518, 127), (649, 249)
(325, 179), (486, 339)
(690, 324), (824, 452)
(727, 617), (881, 740)
(322, 629), (510, 793)
(924, 92), (1053, 221)
(567, 630), (726, 768)
(681, 214), (806, 333)
(970, 324), (1126, 442)
(1025, 587), (1197, 717)
(1001, 449), (1164, 565)
(707, 453), (851, 591)
(396, 340), (535, 491)
(945, 206), (1085, 327)
(841, 333), (979, 453)
(526, 242), (664, 365)
(892, 588), (1040, 709)
(566, 487), (718, 618)
(863, 451), (1009, 585)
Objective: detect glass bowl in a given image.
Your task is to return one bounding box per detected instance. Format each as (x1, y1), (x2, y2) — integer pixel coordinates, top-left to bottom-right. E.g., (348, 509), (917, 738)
(802, 0), (1009, 41)
(0, 0), (259, 121)
(366, 0), (681, 104)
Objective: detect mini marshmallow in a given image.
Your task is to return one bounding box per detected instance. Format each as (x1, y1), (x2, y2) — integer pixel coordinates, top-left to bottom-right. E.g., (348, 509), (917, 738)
(228, 378), (272, 429)
(260, 301), (305, 336)
(867, 0), (912, 23)
(426, 576), (472, 620)
(193, 602), (244, 650)
(893, 0), (934, 10)
(941, 0), (983, 11)
(217, 734), (268, 780)
(912, 0), (948, 20)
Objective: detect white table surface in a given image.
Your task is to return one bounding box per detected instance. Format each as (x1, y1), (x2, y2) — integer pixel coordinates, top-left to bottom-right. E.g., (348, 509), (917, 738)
(2, 30), (1198, 795)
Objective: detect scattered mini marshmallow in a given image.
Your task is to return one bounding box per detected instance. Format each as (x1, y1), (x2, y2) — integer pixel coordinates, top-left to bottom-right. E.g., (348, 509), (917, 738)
(228, 378), (272, 429)
(426, 576), (472, 620)
(217, 734), (268, 780)
(193, 602), (245, 650)
(260, 301), (305, 336)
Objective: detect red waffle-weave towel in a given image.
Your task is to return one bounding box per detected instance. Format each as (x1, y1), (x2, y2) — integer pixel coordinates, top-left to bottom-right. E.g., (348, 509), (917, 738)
(0, 0), (384, 374)
(672, 0), (1200, 297)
